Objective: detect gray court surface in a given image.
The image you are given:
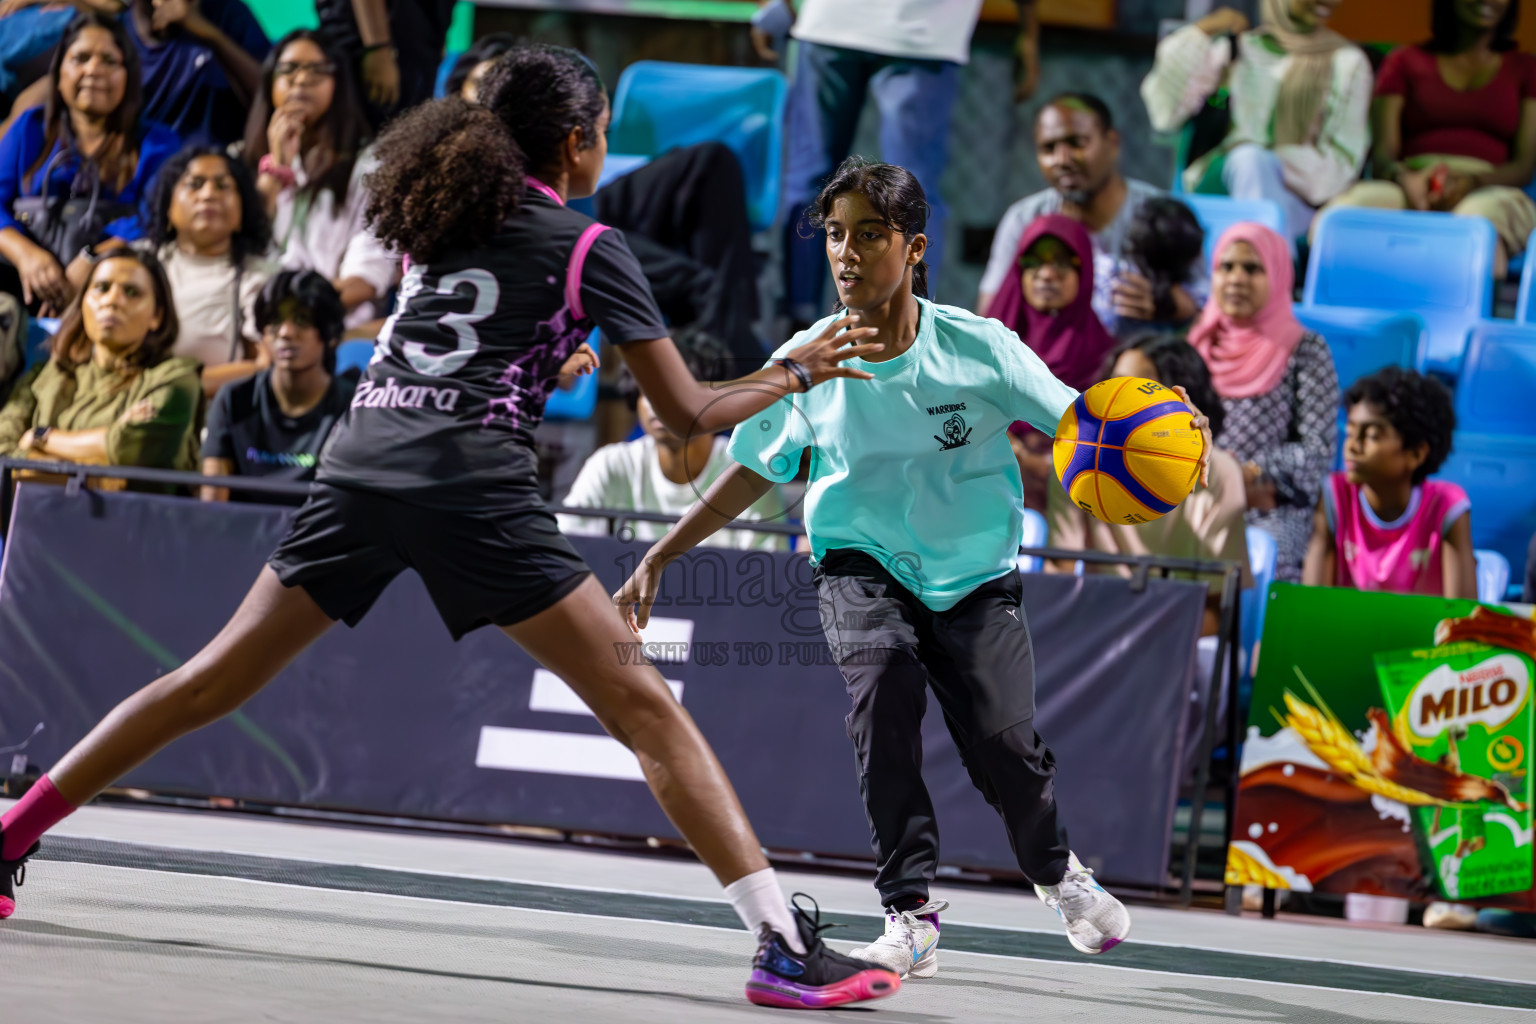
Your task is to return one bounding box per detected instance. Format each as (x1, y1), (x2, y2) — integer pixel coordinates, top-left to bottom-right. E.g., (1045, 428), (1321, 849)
(3, 803), (1534, 1023)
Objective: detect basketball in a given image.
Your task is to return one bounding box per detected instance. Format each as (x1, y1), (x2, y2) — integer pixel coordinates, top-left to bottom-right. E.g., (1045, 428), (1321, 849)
(1053, 377), (1205, 526)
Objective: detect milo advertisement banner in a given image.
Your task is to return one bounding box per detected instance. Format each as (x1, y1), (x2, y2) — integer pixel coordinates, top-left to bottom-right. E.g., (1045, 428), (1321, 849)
(1226, 584), (1536, 905)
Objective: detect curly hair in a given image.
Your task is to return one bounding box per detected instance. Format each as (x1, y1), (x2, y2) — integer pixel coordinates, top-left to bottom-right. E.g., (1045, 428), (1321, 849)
(147, 146), (271, 265)
(365, 97), (524, 264)
(51, 248), (179, 378)
(812, 157), (930, 308)
(1343, 366), (1456, 484)
(1125, 197), (1205, 322)
(1102, 332), (1225, 440)
(479, 43), (607, 177)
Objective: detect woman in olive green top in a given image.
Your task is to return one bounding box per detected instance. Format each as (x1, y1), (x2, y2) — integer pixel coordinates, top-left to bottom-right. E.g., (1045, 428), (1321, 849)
(0, 249), (200, 470)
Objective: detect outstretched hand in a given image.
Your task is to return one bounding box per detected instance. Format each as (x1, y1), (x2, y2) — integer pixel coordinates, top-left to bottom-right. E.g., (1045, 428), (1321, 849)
(783, 314), (885, 390)
(1171, 384), (1214, 488)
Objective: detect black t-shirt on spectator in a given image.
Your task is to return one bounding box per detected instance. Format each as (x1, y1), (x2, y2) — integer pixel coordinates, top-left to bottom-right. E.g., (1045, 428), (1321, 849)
(316, 187), (667, 509)
(203, 369), (356, 504)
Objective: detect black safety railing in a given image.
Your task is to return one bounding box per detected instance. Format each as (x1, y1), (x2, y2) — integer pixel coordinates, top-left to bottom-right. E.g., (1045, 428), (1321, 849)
(0, 458), (1246, 906)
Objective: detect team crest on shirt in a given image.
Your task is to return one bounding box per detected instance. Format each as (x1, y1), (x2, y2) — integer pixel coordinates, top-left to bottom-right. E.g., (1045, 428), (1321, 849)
(934, 412), (972, 451)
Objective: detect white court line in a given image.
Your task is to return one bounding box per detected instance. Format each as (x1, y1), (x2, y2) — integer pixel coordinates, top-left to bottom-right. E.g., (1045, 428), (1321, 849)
(30, 860), (1536, 1013)
(35, 840), (1536, 991)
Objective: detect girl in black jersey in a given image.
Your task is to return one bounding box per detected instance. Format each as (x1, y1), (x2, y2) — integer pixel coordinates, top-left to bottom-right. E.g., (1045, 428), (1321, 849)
(0, 45), (897, 1011)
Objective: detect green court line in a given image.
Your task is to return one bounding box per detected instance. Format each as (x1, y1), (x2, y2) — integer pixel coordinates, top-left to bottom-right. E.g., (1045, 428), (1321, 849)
(38, 554), (309, 793)
(35, 835), (1536, 1011)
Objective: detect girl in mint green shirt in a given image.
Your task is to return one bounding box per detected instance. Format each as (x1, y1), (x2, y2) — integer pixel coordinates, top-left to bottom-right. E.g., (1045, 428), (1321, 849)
(619, 160), (1212, 975)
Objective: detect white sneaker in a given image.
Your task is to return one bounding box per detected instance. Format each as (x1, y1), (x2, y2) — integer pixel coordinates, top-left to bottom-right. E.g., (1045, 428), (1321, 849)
(1035, 852), (1131, 955)
(849, 899), (950, 979)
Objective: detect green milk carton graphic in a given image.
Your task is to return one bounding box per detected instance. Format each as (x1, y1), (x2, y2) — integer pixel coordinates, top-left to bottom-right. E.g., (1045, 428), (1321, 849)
(1375, 642), (1534, 901)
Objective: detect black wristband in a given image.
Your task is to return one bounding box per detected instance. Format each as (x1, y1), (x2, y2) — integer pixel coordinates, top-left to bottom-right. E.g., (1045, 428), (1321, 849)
(361, 42), (393, 55)
(774, 357), (813, 393)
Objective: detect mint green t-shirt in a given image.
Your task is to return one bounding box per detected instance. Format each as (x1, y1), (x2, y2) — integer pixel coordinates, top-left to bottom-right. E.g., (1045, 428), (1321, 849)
(728, 299), (1078, 611)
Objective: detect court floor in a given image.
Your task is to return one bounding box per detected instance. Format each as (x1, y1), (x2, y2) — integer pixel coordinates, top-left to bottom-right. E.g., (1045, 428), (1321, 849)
(3, 802), (1533, 1023)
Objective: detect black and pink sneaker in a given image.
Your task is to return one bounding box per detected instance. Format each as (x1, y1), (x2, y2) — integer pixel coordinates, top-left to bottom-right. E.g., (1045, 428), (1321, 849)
(744, 894), (901, 1010)
(0, 830), (38, 920)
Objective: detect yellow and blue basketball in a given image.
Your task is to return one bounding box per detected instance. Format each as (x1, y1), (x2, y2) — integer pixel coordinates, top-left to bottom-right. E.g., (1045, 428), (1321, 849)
(1053, 377), (1205, 526)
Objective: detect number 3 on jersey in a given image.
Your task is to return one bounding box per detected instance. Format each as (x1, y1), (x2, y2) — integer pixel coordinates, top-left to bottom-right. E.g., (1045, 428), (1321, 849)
(374, 265), (500, 376)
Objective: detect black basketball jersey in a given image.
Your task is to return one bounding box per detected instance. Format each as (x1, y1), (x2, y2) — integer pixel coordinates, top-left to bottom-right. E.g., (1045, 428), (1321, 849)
(317, 188), (667, 506)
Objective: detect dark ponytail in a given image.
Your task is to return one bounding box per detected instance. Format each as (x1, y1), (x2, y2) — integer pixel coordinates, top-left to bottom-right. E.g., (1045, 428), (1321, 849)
(480, 43), (608, 179)
(365, 96), (524, 263)
(811, 158), (930, 310)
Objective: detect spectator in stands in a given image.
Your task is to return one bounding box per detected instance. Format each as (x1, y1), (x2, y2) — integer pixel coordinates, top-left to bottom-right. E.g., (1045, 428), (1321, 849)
(1049, 333), (1252, 635)
(984, 214), (1114, 508)
(767, 0), (1040, 319)
(0, 14), (180, 315)
(316, 0), (455, 131)
(979, 94), (1205, 336)
(1142, 0), (1372, 243)
(1191, 222), (1338, 582)
(1303, 367), (1475, 598)
(444, 31), (518, 102)
(557, 342), (789, 552)
(148, 145), (274, 398)
(0, 247), (199, 470)
(244, 30), (396, 328)
(1123, 197), (1208, 333)
(4, 0), (269, 155)
(201, 269), (353, 504)
(1328, 0), (1536, 276)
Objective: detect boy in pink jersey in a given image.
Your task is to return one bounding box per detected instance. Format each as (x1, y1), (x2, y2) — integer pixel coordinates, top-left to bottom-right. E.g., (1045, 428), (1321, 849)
(1303, 367), (1476, 598)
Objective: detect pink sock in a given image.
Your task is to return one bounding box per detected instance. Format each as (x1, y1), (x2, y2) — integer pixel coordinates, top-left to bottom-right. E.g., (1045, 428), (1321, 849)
(2, 775), (76, 860)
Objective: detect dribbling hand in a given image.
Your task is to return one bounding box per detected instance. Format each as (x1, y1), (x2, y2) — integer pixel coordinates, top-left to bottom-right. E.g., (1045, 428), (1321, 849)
(1171, 384), (1214, 488)
(782, 314), (885, 390)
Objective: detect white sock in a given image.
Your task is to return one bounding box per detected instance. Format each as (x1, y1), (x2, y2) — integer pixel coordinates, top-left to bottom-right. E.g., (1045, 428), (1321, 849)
(724, 868), (806, 954)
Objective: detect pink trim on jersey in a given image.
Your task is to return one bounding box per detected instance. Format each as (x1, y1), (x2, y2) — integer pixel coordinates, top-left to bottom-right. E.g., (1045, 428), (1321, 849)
(526, 176), (564, 206)
(566, 223), (610, 321)
(1327, 474), (1471, 597)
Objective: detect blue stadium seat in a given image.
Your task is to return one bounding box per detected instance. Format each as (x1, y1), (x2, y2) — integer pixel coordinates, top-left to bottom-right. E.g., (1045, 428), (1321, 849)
(1181, 194), (1289, 262)
(334, 339), (375, 377)
(1241, 525), (1277, 677)
(1304, 208), (1496, 377)
(608, 61), (786, 232)
(1475, 549), (1511, 605)
(1294, 307), (1427, 392)
(544, 328), (600, 422)
(1016, 507), (1047, 574)
(1456, 321), (1536, 435)
(1516, 230), (1536, 323)
(1435, 432), (1536, 577)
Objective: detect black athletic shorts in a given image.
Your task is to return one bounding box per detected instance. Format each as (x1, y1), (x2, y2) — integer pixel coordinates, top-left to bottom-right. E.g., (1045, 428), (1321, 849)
(268, 483), (591, 640)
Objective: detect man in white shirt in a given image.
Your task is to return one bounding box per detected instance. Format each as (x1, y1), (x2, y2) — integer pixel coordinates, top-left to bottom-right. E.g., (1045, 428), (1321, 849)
(978, 93), (1205, 335)
(757, 0), (1038, 323)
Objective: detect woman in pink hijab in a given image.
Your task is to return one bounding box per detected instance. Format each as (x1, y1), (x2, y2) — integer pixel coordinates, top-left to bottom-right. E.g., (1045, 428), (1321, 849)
(984, 213), (1116, 394)
(985, 214), (1116, 508)
(1189, 222), (1338, 582)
